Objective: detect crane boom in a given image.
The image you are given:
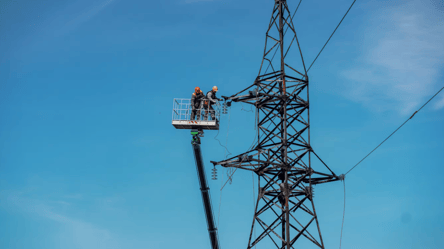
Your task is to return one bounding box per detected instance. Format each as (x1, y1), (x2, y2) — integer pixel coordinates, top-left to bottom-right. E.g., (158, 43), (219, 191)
(191, 130), (220, 249)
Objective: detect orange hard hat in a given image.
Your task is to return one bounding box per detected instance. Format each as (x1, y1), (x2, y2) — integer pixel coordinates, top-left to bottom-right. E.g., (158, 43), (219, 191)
(212, 86), (218, 92)
(195, 87), (200, 92)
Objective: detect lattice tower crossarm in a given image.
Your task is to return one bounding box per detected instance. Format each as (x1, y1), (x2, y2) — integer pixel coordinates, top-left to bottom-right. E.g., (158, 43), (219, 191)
(210, 0), (342, 248)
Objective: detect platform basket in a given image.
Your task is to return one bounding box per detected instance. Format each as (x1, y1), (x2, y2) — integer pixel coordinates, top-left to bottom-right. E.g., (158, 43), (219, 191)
(172, 98), (220, 130)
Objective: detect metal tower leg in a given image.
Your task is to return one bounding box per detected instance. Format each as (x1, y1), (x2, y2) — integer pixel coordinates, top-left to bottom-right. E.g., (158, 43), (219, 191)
(211, 1), (342, 248)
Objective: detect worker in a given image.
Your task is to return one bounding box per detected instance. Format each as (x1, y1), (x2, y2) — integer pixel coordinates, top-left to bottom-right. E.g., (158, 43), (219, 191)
(191, 87), (204, 121)
(204, 86), (223, 121)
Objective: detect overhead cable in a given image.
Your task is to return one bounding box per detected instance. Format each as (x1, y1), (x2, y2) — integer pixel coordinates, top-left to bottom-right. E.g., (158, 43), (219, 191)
(339, 180), (346, 249)
(307, 0), (357, 72)
(345, 86), (444, 175)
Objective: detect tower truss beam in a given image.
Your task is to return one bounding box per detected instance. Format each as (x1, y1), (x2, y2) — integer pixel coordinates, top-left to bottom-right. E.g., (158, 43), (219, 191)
(212, 1), (341, 248)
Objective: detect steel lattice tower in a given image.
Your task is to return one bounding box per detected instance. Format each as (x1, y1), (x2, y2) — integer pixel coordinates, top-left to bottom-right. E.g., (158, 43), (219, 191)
(212, 1), (342, 248)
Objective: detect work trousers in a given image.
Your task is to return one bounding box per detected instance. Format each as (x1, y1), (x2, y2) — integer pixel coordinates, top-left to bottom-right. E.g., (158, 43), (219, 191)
(191, 108), (201, 120)
(203, 104), (215, 121)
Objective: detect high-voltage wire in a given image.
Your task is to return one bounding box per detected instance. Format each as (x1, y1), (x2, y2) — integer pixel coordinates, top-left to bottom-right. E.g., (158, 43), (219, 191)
(345, 86), (444, 176)
(339, 180), (346, 249)
(339, 86), (443, 248)
(307, 0), (357, 72)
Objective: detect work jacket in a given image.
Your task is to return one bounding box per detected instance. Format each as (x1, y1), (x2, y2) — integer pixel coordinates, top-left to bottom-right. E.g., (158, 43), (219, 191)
(206, 90), (218, 105)
(191, 91), (204, 109)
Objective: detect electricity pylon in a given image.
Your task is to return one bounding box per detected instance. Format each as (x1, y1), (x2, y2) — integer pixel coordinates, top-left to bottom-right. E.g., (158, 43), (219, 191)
(211, 1), (343, 248)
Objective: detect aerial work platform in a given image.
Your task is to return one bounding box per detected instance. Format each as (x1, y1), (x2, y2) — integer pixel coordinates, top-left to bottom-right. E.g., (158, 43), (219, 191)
(172, 98), (221, 130)
(171, 97), (222, 249)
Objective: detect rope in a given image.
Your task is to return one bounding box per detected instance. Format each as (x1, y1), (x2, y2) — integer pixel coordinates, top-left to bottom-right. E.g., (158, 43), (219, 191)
(214, 106), (232, 159)
(214, 133), (231, 158)
(307, 0), (357, 72)
(224, 106), (232, 159)
(252, 171), (257, 249)
(217, 166), (224, 227)
(217, 105), (232, 227)
(339, 180), (346, 249)
(345, 86), (444, 175)
(221, 103), (260, 190)
(241, 103), (254, 113)
(252, 172), (255, 208)
(220, 129), (258, 190)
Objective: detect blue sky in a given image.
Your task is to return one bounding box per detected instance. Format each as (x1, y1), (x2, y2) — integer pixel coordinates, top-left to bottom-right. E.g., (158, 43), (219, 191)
(1, 0), (443, 248)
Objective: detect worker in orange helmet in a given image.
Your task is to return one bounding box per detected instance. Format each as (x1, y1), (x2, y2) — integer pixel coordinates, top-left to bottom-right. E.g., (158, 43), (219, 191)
(204, 86), (223, 121)
(191, 86), (204, 121)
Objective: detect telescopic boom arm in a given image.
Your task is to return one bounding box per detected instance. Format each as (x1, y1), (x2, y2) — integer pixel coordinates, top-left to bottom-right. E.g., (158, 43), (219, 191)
(191, 130), (220, 249)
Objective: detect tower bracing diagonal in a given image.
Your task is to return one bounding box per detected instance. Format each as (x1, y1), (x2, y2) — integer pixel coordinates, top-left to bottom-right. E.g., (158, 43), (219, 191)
(211, 1), (343, 248)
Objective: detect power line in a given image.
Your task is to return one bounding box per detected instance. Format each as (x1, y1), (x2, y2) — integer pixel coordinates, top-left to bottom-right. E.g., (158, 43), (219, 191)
(307, 0), (357, 72)
(339, 180), (346, 249)
(339, 86), (443, 247)
(345, 86), (444, 175)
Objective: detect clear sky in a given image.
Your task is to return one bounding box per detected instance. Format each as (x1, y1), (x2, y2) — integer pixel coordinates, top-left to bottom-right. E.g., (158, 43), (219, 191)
(1, 0), (443, 248)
